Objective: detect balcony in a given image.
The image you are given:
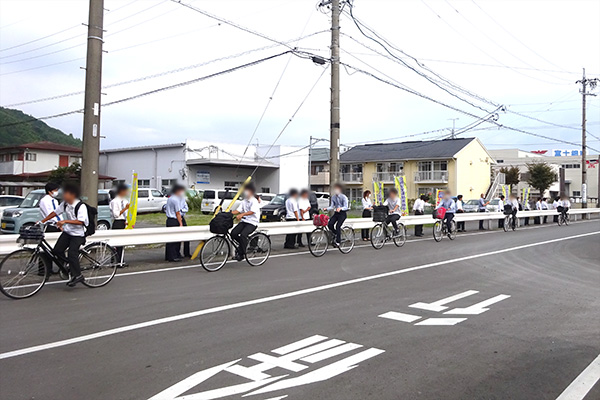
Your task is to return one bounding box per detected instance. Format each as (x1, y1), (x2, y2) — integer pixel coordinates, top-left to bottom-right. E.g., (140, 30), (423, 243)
(310, 170), (330, 185)
(414, 170), (448, 183)
(0, 160), (23, 175)
(372, 172), (397, 183)
(340, 172), (363, 183)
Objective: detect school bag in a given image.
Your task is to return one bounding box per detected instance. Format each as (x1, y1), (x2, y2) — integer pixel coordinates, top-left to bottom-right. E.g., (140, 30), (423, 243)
(503, 204), (513, 215)
(74, 202), (98, 237)
(210, 212), (234, 234)
(313, 213), (329, 227)
(372, 205), (388, 222)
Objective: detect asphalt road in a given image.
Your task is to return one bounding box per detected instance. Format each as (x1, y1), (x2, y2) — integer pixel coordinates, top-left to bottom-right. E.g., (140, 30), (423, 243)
(1, 219), (599, 400)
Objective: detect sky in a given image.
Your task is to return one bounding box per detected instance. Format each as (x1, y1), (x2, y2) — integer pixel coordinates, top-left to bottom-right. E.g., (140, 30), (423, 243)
(0, 0), (599, 155)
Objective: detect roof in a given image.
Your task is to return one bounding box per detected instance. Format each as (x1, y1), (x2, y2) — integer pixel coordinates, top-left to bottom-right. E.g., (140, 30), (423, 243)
(100, 143), (185, 153)
(310, 147), (330, 163)
(0, 170), (114, 181)
(186, 158), (278, 169)
(0, 141), (82, 153)
(340, 138), (475, 162)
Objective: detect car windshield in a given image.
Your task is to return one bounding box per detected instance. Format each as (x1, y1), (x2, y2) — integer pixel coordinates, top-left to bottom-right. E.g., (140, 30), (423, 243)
(19, 192), (44, 208)
(466, 200), (479, 205)
(490, 199), (500, 205)
(270, 194), (286, 205)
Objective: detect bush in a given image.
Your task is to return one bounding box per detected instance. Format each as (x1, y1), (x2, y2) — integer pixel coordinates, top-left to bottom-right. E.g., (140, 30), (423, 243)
(186, 192), (203, 212)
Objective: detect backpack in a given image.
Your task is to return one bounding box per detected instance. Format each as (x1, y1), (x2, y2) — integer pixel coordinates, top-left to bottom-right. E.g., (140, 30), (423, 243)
(74, 202), (97, 237)
(210, 212), (234, 234)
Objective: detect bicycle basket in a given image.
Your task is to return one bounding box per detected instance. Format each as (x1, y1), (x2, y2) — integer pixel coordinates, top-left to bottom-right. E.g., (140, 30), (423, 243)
(372, 205), (388, 222)
(17, 224), (45, 245)
(209, 212), (233, 234)
(557, 206), (564, 213)
(433, 207), (446, 220)
(503, 204), (513, 215)
(313, 214), (329, 227)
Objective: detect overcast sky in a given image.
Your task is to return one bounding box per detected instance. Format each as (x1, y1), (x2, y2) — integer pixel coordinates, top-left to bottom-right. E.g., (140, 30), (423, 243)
(1, 0), (599, 154)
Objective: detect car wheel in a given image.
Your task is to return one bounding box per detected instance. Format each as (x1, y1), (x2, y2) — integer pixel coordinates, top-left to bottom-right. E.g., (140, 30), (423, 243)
(97, 221), (110, 230)
(279, 214), (286, 222)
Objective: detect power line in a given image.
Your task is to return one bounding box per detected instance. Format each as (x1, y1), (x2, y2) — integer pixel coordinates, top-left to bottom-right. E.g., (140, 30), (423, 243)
(0, 25), (82, 54)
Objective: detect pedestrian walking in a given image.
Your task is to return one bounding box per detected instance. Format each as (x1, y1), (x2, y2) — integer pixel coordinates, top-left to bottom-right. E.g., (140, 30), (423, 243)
(164, 184), (190, 262)
(478, 193), (489, 230)
(456, 194), (466, 232)
(413, 195), (426, 237)
(361, 190), (373, 241)
(284, 189), (301, 249)
(110, 183), (129, 266)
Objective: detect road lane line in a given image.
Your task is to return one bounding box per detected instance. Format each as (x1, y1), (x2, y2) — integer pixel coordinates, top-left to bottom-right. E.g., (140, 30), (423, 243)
(409, 290), (479, 312)
(414, 318), (467, 326)
(378, 311), (422, 323)
(556, 353), (600, 400)
(444, 294), (511, 315)
(1, 230), (598, 361)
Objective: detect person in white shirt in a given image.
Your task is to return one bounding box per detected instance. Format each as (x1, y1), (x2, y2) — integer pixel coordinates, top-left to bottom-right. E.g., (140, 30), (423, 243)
(541, 197), (549, 223)
(534, 197), (542, 225)
(361, 190), (373, 241)
(383, 188), (402, 234)
(552, 196), (561, 223)
(297, 189), (312, 246)
(413, 194), (426, 237)
(284, 189), (300, 249)
(40, 183), (89, 287)
(39, 182), (62, 233)
(110, 184), (129, 264)
(456, 194), (466, 232)
(507, 194), (519, 230)
(231, 183), (261, 261)
(498, 195), (506, 229)
(558, 195), (571, 220)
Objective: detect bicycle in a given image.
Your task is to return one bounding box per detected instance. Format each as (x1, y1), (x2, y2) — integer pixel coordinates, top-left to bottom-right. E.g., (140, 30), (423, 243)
(200, 229), (271, 272)
(370, 220), (406, 250)
(557, 210), (569, 226)
(503, 213), (517, 232)
(433, 217), (457, 242)
(308, 223), (355, 257)
(0, 222), (120, 300)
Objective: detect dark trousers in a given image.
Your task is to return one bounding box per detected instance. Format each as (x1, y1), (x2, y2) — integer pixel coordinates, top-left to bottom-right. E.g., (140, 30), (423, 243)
(40, 225), (61, 274)
(414, 210), (424, 236)
(456, 210), (465, 231)
(385, 214), (400, 231)
(524, 216), (530, 226)
(54, 232), (86, 277)
(284, 218), (301, 248)
(165, 217), (191, 260)
(231, 221), (256, 256)
(444, 213), (455, 232)
(553, 214), (559, 223)
(543, 215), (548, 224)
(361, 209), (372, 239)
(328, 211), (347, 244)
(478, 209), (486, 229)
(112, 219), (126, 262)
(534, 216), (541, 225)
(498, 215), (504, 228)
(511, 210), (518, 229)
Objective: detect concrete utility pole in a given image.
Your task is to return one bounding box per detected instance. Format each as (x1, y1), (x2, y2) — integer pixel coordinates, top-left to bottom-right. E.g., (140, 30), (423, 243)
(329, 0), (341, 189)
(448, 118), (459, 139)
(80, 0), (105, 207)
(576, 68), (599, 209)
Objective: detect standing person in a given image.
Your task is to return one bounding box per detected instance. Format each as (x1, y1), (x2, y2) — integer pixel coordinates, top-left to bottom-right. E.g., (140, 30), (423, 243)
(284, 189), (300, 249)
(478, 193), (489, 231)
(456, 194), (466, 232)
(497, 195), (505, 229)
(38, 182), (62, 274)
(541, 197), (549, 223)
(523, 197), (531, 226)
(164, 184), (188, 262)
(231, 183), (260, 261)
(534, 197), (542, 225)
(39, 183), (89, 287)
(361, 190), (373, 241)
(383, 188), (402, 234)
(110, 183), (129, 266)
(325, 183), (349, 246)
(297, 189), (312, 247)
(412, 195), (426, 237)
(552, 197), (560, 223)
(436, 191), (456, 237)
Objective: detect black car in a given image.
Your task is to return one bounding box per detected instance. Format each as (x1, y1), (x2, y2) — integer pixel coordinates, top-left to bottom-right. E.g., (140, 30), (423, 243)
(260, 192), (319, 222)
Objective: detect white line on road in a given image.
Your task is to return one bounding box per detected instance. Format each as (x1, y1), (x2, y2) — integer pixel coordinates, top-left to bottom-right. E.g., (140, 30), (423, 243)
(444, 294), (511, 315)
(378, 311), (422, 323)
(556, 353), (600, 400)
(409, 290), (479, 312)
(414, 318), (467, 326)
(1, 230), (598, 361)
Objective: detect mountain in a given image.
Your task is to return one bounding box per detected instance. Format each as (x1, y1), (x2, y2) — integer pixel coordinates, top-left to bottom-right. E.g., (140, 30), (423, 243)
(0, 107), (82, 147)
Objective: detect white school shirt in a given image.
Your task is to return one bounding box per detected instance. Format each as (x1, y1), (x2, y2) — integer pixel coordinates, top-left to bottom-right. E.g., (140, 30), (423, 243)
(237, 196), (261, 226)
(509, 199), (519, 210)
(39, 194), (61, 223)
(362, 197), (372, 210)
(54, 199), (89, 237)
(298, 197), (311, 220)
(559, 199), (571, 208)
(541, 200), (549, 210)
(412, 198), (425, 212)
(498, 199), (504, 211)
(384, 197), (402, 215)
(110, 196), (128, 220)
(456, 199), (464, 211)
(285, 197), (299, 219)
(535, 201), (542, 210)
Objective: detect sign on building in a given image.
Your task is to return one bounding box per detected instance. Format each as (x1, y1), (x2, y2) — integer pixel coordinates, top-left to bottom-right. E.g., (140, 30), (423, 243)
(196, 170), (210, 184)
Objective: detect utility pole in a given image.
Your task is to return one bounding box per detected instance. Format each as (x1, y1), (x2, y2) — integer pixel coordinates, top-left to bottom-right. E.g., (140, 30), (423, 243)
(308, 135), (313, 189)
(576, 68), (599, 209)
(80, 0), (105, 207)
(329, 0), (341, 189)
(448, 118), (459, 139)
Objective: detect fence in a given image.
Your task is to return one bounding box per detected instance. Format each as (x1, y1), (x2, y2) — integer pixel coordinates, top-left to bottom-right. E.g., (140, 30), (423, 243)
(0, 208), (598, 255)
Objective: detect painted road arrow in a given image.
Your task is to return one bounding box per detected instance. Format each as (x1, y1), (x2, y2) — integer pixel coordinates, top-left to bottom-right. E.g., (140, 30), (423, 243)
(444, 294), (511, 315)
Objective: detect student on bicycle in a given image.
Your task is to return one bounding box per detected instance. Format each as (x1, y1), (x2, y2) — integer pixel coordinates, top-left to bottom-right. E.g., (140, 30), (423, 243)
(436, 191), (456, 237)
(508, 194), (519, 230)
(324, 183), (348, 246)
(383, 188), (402, 235)
(231, 183), (261, 261)
(558, 195), (571, 220)
(39, 182), (89, 287)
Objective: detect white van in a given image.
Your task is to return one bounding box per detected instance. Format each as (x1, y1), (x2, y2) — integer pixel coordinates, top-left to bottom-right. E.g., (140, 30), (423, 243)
(314, 192), (331, 209)
(137, 188), (168, 213)
(201, 189), (242, 214)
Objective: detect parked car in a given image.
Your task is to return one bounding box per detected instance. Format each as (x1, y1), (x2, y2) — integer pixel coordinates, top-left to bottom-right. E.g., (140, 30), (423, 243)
(260, 193), (288, 222)
(0, 195), (24, 215)
(463, 199), (479, 213)
(313, 192), (331, 209)
(1, 189), (113, 234)
(137, 188), (168, 213)
(256, 193), (275, 208)
(486, 198), (502, 212)
(201, 189), (242, 214)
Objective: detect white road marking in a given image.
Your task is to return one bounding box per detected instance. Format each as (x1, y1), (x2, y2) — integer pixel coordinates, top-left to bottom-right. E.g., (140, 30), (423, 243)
(556, 353), (600, 400)
(409, 290), (479, 312)
(415, 318), (467, 326)
(444, 294), (511, 315)
(1, 230), (598, 361)
(273, 335), (327, 355)
(378, 311), (422, 323)
(301, 343), (363, 364)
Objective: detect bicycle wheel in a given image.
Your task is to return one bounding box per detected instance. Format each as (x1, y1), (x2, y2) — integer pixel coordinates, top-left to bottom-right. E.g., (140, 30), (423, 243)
(393, 224), (407, 247)
(433, 221), (443, 242)
(511, 217), (517, 231)
(309, 228), (328, 257)
(503, 216), (510, 232)
(371, 223), (386, 249)
(200, 236), (230, 272)
(557, 214), (563, 226)
(80, 242), (119, 288)
(0, 248), (47, 299)
(338, 226), (355, 254)
(564, 214), (569, 226)
(448, 221), (457, 240)
(245, 232), (271, 266)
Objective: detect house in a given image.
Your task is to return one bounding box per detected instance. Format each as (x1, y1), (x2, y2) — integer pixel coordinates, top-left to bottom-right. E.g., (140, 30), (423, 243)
(338, 138), (494, 202)
(99, 140), (309, 194)
(309, 147), (330, 192)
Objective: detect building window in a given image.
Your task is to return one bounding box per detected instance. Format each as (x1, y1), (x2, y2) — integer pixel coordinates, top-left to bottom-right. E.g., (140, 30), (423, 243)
(376, 162), (404, 173)
(0, 154), (7, 162)
(418, 160), (447, 171)
(112, 180), (125, 187)
(311, 164), (326, 175)
(572, 191), (581, 197)
(496, 159), (504, 164)
(10, 153), (19, 161)
(562, 164), (580, 169)
(161, 179), (177, 187)
(261, 187), (270, 193)
(344, 188), (363, 205)
(138, 179), (150, 188)
(69, 156), (82, 164)
(25, 153), (37, 161)
(224, 181), (243, 189)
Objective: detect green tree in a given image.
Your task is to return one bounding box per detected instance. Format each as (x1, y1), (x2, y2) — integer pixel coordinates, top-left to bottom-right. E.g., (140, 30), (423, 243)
(48, 162), (81, 185)
(526, 161), (557, 196)
(499, 166), (520, 193)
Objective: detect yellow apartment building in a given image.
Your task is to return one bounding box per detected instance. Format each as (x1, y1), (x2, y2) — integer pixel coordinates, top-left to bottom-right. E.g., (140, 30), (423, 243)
(338, 138), (495, 202)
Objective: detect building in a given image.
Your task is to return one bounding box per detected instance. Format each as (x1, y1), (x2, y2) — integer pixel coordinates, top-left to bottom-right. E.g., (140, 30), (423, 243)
(338, 138), (494, 202)
(309, 147), (330, 192)
(489, 148), (599, 203)
(99, 140), (309, 194)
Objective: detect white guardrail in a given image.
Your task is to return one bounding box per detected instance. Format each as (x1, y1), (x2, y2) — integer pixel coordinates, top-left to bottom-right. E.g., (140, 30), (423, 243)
(0, 208), (598, 255)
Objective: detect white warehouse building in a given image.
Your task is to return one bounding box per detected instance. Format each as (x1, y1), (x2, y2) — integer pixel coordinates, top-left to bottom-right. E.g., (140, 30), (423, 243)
(99, 140), (309, 194)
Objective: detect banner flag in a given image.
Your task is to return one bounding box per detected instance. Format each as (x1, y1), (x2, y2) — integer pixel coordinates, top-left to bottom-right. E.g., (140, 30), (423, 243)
(435, 189), (445, 207)
(126, 172), (138, 229)
(394, 175), (409, 216)
(522, 187), (530, 207)
(501, 184), (511, 198)
(373, 181), (384, 206)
